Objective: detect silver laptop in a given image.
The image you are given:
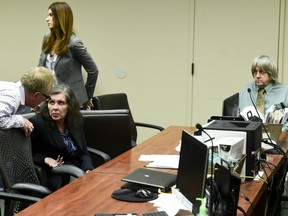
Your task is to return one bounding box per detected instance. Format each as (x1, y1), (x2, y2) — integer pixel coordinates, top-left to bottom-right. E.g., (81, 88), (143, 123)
(121, 168), (176, 190)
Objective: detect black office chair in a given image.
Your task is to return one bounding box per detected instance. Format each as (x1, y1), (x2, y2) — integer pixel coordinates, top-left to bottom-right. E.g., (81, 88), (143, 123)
(81, 110), (133, 162)
(0, 128), (52, 215)
(0, 128), (89, 215)
(92, 93), (164, 146)
(222, 92), (239, 117)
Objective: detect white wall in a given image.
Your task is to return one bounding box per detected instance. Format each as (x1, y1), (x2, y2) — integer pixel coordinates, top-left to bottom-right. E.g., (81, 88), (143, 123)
(0, 0), (193, 143)
(0, 0), (48, 81)
(1, 0), (288, 143)
(191, 0), (282, 124)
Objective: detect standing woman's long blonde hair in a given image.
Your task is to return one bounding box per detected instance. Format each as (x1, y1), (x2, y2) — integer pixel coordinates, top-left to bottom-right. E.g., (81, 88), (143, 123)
(42, 2), (74, 56)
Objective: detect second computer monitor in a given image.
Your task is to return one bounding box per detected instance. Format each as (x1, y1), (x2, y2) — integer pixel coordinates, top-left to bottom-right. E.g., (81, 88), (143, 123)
(177, 130), (209, 214)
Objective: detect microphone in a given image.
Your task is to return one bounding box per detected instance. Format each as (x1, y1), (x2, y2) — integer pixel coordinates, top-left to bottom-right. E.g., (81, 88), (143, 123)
(196, 123), (216, 142)
(196, 123), (214, 215)
(196, 123), (204, 132)
(247, 88), (262, 121)
(247, 88), (285, 155)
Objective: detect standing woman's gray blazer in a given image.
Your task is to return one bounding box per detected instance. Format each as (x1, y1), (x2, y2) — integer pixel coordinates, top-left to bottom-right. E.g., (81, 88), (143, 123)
(39, 33), (98, 105)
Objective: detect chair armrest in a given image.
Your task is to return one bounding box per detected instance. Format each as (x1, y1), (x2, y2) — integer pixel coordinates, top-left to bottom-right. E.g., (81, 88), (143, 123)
(0, 191), (41, 202)
(34, 164), (48, 186)
(135, 122), (164, 131)
(51, 164), (85, 178)
(87, 147), (111, 162)
(11, 182), (51, 196)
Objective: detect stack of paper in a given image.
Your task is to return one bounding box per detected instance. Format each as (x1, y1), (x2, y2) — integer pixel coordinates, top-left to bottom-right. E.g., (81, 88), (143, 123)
(138, 155), (180, 169)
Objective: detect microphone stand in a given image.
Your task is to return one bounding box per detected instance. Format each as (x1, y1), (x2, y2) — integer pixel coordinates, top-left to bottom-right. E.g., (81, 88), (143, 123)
(196, 123), (214, 216)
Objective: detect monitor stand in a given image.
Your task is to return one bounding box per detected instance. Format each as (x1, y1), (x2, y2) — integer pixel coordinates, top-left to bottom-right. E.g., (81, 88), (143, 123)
(172, 187), (210, 215)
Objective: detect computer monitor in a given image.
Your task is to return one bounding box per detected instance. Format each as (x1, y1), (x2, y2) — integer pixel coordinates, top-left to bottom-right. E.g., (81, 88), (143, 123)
(204, 120), (262, 178)
(177, 130), (209, 214)
(222, 93), (239, 117)
(214, 163), (241, 216)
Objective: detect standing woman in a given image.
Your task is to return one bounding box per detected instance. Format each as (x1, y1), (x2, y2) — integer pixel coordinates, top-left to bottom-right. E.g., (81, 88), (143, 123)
(39, 2), (98, 109)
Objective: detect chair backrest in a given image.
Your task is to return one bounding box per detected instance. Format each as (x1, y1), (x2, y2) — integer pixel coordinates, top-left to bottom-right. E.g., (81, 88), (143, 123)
(222, 92), (239, 117)
(92, 93), (137, 143)
(0, 129), (40, 190)
(0, 128), (40, 215)
(80, 109), (132, 161)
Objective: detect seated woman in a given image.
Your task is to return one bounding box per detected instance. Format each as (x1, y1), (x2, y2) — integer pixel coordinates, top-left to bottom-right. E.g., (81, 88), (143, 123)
(30, 84), (94, 191)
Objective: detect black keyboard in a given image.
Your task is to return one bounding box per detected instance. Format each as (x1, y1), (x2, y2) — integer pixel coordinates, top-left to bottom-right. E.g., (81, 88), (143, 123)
(142, 211), (169, 216)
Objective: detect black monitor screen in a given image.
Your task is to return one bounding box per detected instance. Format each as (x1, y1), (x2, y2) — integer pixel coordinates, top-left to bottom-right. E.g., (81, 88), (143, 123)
(177, 130), (209, 214)
(222, 93), (239, 117)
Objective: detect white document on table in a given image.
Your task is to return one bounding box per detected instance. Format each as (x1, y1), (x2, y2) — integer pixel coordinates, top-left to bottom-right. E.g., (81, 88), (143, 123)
(138, 154), (180, 169)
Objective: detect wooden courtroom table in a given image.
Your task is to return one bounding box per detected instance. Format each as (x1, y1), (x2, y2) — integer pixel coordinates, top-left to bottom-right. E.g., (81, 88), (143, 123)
(16, 126), (283, 216)
(237, 153), (284, 215)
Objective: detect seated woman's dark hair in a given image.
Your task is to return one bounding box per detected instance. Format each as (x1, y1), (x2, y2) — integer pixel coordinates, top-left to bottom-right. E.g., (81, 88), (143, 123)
(40, 84), (81, 129)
